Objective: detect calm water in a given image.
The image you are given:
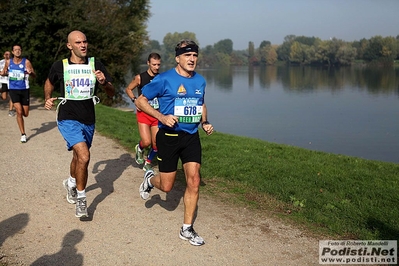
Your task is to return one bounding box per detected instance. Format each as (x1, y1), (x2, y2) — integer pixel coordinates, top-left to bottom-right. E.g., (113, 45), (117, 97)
(124, 65), (399, 163)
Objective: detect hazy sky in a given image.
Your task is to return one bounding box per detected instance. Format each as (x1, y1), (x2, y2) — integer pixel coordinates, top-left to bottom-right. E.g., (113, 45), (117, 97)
(146, 0), (399, 50)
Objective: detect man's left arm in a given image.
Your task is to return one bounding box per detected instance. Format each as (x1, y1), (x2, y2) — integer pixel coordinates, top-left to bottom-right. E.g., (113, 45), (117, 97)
(25, 59), (36, 78)
(94, 62), (115, 98)
(101, 79), (115, 98)
(201, 103), (214, 135)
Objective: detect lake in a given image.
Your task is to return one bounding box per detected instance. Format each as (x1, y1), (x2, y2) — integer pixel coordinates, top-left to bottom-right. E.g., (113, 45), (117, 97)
(123, 65), (399, 163)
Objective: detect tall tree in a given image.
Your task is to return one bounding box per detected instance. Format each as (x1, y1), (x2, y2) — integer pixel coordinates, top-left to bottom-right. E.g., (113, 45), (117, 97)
(248, 41), (255, 57)
(259, 40), (271, 50)
(214, 39), (233, 55)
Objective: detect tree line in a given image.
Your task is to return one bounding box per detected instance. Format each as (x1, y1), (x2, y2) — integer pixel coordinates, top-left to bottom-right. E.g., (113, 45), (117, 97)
(0, 0), (151, 104)
(143, 33), (399, 67)
(1, 1), (397, 104)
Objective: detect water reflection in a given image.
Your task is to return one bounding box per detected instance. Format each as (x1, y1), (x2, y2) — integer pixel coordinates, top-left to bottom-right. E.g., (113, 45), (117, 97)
(200, 67), (233, 90)
(195, 65), (399, 163)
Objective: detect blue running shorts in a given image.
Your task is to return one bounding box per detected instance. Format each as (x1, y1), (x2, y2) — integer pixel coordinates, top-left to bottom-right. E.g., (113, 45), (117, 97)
(58, 120), (95, 151)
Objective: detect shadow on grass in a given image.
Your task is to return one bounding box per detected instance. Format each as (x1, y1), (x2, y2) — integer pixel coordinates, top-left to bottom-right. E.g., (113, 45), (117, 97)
(366, 217), (399, 240)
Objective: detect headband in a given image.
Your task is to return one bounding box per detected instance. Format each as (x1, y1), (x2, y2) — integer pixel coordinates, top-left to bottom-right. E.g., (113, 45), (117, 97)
(175, 45), (199, 56)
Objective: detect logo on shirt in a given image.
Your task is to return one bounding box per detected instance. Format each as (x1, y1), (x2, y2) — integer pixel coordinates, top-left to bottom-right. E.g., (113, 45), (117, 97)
(177, 84), (186, 96)
(195, 89), (201, 94)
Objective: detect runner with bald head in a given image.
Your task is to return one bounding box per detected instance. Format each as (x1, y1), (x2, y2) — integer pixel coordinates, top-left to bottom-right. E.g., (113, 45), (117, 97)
(44, 30), (115, 218)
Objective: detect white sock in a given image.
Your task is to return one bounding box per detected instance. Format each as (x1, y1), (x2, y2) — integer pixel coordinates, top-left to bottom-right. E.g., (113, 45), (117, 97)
(182, 224), (192, 230)
(68, 176), (76, 188)
(76, 189), (86, 198)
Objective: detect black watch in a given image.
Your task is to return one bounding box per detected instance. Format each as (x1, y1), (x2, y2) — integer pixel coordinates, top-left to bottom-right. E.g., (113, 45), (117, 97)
(202, 120), (209, 126)
(131, 97), (136, 103)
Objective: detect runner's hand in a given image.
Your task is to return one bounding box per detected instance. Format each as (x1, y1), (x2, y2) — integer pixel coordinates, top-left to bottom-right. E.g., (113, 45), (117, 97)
(44, 97), (58, 110)
(202, 123), (214, 135)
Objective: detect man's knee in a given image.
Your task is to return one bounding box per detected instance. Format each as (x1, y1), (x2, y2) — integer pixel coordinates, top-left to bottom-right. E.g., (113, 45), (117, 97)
(159, 172), (177, 192)
(73, 145), (91, 164)
(186, 174), (201, 191)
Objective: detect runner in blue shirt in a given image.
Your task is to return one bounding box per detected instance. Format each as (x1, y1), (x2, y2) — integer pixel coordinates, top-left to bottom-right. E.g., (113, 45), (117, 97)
(136, 39), (214, 246)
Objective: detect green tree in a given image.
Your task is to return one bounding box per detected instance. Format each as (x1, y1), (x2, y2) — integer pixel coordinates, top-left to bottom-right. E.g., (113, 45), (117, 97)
(259, 40), (271, 50)
(248, 41), (255, 57)
(277, 34), (296, 61)
(352, 38), (368, 60)
(289, 41), (308, 64)
(201, 45), (216, 67)
(214, 52), (231, 66)
(336, 44), (357, 65)
(380, 36), (397, 64)
(259, 45), (278, 65)
(214, 39), (233, 55)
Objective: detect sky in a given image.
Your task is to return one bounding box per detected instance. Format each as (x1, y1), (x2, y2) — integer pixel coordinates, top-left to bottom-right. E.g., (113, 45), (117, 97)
(146, 0), (399, 50)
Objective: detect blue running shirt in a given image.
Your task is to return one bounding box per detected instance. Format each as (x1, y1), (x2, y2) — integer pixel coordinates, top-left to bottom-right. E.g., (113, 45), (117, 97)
(141, 68), (206, 134)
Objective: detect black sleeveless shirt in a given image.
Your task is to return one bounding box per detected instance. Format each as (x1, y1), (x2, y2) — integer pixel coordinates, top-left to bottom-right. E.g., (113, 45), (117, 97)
(137, 71), (157, 96)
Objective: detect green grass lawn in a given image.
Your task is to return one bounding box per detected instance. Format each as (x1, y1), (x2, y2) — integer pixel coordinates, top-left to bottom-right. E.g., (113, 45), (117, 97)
(31, 85), (399, 240)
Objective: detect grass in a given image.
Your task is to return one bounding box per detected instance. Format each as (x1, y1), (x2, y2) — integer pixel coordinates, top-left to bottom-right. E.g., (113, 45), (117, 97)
(31, 85), (399, 240)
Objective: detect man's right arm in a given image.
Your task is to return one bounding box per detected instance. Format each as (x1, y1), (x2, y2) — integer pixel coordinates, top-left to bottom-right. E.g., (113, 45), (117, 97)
(125, 74), (141, 102)
(44, 78), (57, 110)
(136, 95), (179, 128)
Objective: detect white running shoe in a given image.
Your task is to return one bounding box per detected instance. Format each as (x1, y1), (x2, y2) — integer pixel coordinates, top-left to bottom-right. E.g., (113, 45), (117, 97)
(139, 169), (154, 200)
(179, 226), (205, 246)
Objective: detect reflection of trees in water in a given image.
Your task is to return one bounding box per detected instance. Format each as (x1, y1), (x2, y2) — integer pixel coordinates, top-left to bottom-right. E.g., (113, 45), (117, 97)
(258, 66), (277, 89)
(198, 67), (233, 90)
(276, 65), (399, 94)
(200, 65), (399, 95)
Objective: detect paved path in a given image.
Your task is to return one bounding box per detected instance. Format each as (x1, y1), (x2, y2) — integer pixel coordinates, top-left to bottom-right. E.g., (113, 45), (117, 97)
(0, 98), (319, 265)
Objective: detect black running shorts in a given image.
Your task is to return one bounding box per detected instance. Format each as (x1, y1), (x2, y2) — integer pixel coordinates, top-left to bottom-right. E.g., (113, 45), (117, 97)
(156, 128), (202, 173)
(9, 89), (30, 105)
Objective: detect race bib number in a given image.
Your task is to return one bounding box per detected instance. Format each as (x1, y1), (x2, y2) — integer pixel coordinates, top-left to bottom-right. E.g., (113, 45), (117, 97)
(63, 58), (96, 100)
(174, 97), (202, 123)
(149, 97), (159, 109)
(9, 69), (25, 81)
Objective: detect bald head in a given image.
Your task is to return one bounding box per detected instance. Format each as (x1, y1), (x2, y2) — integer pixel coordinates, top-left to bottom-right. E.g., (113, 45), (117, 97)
(68, 30), (86, 43)
(66, 30), (88, 62)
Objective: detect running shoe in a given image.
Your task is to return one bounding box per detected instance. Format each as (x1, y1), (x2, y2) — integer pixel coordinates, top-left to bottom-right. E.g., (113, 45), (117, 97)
(139, 169), (154, 200)
(8, 110), (15, 117)
(20, 134), (27, 143)
(135, 144), (144, 164)
(76, 197), (88, 218)
(143, 162), (152, 172)
(179, 226), (205, 246)
(63, 179), (77, 204)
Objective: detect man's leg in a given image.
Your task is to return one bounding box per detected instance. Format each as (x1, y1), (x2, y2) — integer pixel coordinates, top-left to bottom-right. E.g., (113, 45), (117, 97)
(13, 102), (25, 134)
(178, 162), (204, 246)
(9, 98), (14, 112)
(71, 142), (90, 191)
(71, 142), (90, 218)
(182, 162), (201, 224)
